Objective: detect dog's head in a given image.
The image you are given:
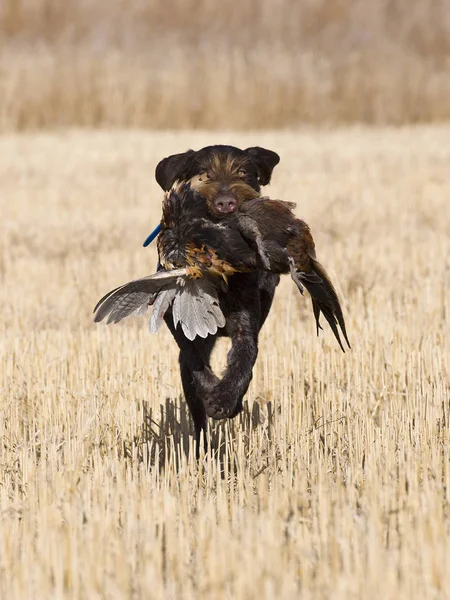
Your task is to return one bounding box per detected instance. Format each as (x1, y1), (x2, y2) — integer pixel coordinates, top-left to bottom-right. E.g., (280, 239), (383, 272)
(155, 145), (280, 216)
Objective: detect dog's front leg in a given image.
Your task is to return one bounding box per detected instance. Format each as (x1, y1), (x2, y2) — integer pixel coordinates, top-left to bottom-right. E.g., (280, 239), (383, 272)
(204, 275), (261, 420)
(204, 314), (259, 420)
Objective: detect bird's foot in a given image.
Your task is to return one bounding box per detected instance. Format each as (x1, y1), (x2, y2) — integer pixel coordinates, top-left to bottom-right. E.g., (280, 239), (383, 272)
(255, 239), (272, 270)
(288, 256), (304, 294)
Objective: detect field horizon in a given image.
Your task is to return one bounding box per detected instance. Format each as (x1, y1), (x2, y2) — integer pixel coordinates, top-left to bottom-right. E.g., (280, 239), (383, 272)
(1, 126), (449, 599)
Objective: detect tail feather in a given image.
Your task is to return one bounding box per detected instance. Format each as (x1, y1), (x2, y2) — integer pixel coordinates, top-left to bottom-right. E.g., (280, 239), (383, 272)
(311, 299), (324, 336)
(312, 260), (350, 349)
(291, 259), (350, 352)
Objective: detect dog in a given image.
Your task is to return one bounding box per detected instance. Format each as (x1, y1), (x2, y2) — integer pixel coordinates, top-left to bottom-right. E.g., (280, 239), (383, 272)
(155, 146), (282, 452)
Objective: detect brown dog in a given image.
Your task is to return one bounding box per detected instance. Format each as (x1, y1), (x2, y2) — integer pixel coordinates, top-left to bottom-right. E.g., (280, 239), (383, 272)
(154, 146), (282, 452)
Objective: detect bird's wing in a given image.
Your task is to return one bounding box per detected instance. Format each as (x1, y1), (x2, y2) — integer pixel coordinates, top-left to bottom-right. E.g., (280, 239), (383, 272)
(94, 268), (227, 340)
(93, 268), (187, 324)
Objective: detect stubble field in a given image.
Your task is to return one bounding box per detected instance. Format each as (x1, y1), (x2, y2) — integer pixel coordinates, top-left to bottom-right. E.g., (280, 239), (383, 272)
(0, 127), (449, 599)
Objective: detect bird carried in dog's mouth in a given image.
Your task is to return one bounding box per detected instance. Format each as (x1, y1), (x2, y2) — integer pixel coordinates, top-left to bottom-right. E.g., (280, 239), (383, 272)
(94, 182), (350, 351)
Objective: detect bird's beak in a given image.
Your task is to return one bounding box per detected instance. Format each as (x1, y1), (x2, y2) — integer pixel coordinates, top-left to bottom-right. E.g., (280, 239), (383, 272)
(143, 223), (161, 247)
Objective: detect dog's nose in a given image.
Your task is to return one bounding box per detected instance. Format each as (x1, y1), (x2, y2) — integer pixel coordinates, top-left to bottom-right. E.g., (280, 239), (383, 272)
(214, 196), (237, 213)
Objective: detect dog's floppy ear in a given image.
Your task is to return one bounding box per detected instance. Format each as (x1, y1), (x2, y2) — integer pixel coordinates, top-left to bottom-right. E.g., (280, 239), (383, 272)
(245, 147), (280, 186)
(155, 150), (196, 191)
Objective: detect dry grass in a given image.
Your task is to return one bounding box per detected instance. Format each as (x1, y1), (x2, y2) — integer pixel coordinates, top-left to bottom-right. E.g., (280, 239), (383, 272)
(1, 0), (450, 129)
(1, 126), (450, 599)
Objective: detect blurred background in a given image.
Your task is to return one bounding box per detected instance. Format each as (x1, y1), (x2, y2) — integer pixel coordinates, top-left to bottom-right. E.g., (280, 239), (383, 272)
(1, 0), (450, 131)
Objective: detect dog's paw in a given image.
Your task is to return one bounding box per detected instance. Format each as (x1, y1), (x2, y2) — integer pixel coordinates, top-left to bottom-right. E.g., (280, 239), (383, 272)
(205, 402), (231, 420)
(204, 388), (243, 420)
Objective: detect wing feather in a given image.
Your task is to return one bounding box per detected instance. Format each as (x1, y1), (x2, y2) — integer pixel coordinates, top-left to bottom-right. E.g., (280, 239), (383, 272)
(148, 288), (178, 334)
(93, 268), (187, 324)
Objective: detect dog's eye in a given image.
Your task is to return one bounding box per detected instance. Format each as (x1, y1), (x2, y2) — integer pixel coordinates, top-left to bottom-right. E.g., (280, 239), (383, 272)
(238, 169), (247, 178)
(198, 172), (209, 182)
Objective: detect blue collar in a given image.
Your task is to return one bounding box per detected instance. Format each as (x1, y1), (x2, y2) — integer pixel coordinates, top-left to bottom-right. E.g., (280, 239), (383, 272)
(143, 223), (161, 247)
